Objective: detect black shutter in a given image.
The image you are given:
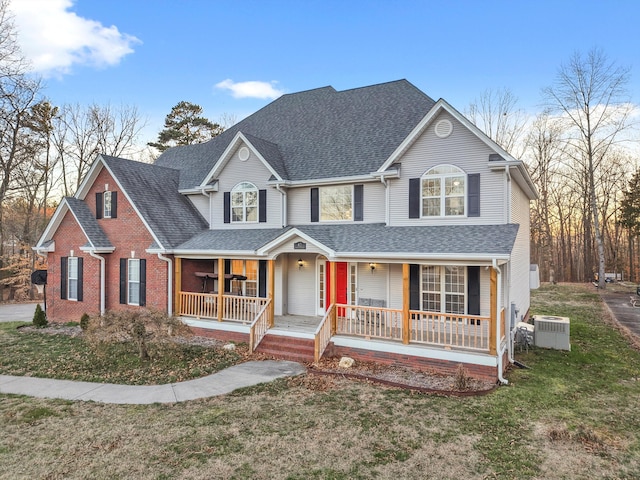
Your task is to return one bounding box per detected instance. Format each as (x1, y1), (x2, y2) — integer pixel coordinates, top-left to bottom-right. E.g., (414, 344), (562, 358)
(310, 188), (319, 222)
(258, 260), (267, 298)
(223, 192), (231, 224)
(119, 258), (127, 304)
(60, 257), (68, 300)
(409, 264), (420, 310)
(139, 259), (146, 307)
(467, 266), (480, 315)
(259, 189), (267, 223)
(409, 178), (420, 218)
(77, 257), (83, 302)
(354, 184), (363, 221)
(224, 259), (231, 293)
(111, 192), (118, 218)
(96, 192), (103, 219)
(468, 174), (480, 217)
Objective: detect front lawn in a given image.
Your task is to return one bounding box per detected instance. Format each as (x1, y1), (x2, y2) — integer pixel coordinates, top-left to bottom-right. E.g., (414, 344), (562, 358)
(0, 322), (242, 385)
(0, 284), (639, 479)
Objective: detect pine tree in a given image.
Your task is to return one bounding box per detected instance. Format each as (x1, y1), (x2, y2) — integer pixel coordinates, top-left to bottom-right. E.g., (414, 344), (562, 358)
(148, 101), (223, 152)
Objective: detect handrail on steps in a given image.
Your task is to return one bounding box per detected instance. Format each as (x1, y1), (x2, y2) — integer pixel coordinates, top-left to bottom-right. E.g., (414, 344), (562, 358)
(313, 304), (334, 363)
(249, 299), (272, 352)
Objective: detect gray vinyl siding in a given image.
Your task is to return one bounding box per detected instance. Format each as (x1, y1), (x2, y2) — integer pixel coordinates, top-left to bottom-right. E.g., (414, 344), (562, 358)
(389, 264), (403, 310)
(209, 145), (283, 229)
(185, 194), (210, 226)
(508, 180), (531, 322)
(286, 252), (317, 316)
(388, 111), (506, 226)
(356, 262), (388, 305)
(287, 182), (386, 225)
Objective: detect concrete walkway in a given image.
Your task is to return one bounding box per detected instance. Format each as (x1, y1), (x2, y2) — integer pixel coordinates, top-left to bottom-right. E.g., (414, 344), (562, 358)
(0, 360), (306, 404)
(0, 303), (306, 404)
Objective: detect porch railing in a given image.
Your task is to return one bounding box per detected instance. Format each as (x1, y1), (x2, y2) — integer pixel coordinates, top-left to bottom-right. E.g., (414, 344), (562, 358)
(313, 304), (334, 363)
(410, 310), (490, 351)
(180, 292), (218, 319)
(178, 292), (268, 323)
(249, 299), (272, 352)
(336, 304), (403, 341)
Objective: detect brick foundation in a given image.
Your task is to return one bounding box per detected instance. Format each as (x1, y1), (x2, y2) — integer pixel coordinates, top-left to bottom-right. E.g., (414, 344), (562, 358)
(189, 326), (249, 344)
(327, 344), (498, 381)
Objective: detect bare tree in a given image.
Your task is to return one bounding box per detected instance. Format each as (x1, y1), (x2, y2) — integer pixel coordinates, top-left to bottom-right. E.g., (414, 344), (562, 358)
(543, 48), (634, 288)
(466, 87), (528, 158)
(52, 103), (145, 195)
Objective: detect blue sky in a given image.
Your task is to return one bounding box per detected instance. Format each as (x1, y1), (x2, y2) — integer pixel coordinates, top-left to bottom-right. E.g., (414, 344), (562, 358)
(10, 0), (640, 146)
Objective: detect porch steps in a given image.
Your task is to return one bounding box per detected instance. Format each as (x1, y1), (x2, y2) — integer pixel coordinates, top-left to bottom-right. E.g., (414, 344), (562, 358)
(255, 334), (315, 363)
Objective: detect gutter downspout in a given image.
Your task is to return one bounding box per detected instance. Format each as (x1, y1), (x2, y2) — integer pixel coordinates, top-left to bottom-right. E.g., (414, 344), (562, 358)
(157, 253), (173, 316)
(504, 165), (514, 365)
(380, 175), (389, 225)
(275, 184), (287, 227)
(88, 250), (106, 316)
(493, 258), (508, 385)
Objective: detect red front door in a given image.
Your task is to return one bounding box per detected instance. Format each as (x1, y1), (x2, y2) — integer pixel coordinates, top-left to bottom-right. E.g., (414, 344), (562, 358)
(326, 262), (348, 310)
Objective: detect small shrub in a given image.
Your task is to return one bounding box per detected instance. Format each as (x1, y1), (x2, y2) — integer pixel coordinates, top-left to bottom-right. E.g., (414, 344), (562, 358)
(80, 313), (90, 331)
(32, 304), (48, 328)
(453, 363), (470, 390)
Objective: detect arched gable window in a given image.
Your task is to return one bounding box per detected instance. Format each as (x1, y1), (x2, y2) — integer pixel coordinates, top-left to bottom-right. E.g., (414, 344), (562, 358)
(422, 165), (465, 217)
(231, 182), (258, 222)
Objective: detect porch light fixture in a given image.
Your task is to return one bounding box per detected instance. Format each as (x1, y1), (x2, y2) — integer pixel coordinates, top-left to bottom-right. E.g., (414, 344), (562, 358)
(298, 258), (304, 269)
(369, 262), (376, 272)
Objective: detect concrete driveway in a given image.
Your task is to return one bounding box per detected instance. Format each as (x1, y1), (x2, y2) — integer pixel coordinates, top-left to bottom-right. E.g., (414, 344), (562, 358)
(0, 303), (41, 323)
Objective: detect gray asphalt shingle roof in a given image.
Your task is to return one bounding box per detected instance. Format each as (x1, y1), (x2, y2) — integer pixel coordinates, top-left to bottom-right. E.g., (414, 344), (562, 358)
(64, 197), (113, 249)
(101, 155), (208, 249)
(176, 228), (292, 251)
(174, 223), (519, 257)
(155, 80), (436, 189)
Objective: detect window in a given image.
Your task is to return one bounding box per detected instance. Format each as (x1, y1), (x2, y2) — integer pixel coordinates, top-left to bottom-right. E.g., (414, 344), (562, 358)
(68, 257), (79, 301)
(103, 191), (112, 218)
(422, 165), (465, 217)
(231, 260), (258, 297)
(120, 258), (145, 306)
(231, 182), (258, 223)
(421, 265), (465, 314)
(320, 185), (352, 221)
(128, 259), (140, 305)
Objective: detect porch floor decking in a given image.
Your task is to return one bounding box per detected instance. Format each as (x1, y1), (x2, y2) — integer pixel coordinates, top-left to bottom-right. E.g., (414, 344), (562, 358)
(271, 315), (323, 336)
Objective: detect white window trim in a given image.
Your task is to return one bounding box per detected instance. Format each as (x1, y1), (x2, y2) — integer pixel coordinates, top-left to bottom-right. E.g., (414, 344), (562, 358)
(103, 191), (112, 219)
(68, 257), (78, 301)
(231, 182), (259, 224)
(128, 258), (140, 306)
(420, 265), (466, 315)
(319, 185), (354, 222)
(421, 165), (467, 218)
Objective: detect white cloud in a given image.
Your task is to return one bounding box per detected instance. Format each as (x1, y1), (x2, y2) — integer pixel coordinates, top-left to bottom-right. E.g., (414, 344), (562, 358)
(9, 0), (140, 76)
(215, 79), (284, 99)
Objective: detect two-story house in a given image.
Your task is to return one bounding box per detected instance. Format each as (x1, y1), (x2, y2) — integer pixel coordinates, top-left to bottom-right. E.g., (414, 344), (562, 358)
(35, 80), (536, 381)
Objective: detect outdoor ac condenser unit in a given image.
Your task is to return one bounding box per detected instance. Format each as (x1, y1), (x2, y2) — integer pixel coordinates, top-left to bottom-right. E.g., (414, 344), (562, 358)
(533, 315), (571, 351)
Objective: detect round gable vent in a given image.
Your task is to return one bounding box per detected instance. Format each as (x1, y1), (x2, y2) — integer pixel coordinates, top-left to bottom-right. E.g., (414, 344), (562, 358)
(238, 146), (250, 161)
(435, 119), (453, 138)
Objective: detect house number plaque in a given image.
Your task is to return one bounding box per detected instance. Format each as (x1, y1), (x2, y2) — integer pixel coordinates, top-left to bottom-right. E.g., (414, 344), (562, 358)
(294, 241), (306, 250)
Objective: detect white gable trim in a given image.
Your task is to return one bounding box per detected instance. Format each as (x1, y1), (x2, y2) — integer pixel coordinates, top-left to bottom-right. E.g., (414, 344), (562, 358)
(380, 99), (518, 172)
(34, 200), (70, 250)
(256, 228), (336, 258)
(35, 198), (96, 250)
(74, 155), (166, 250)
(199, 132), (283, 188)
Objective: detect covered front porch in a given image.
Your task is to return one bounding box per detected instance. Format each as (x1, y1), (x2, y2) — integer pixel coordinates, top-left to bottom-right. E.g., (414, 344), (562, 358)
(175, 255), (506, 363)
